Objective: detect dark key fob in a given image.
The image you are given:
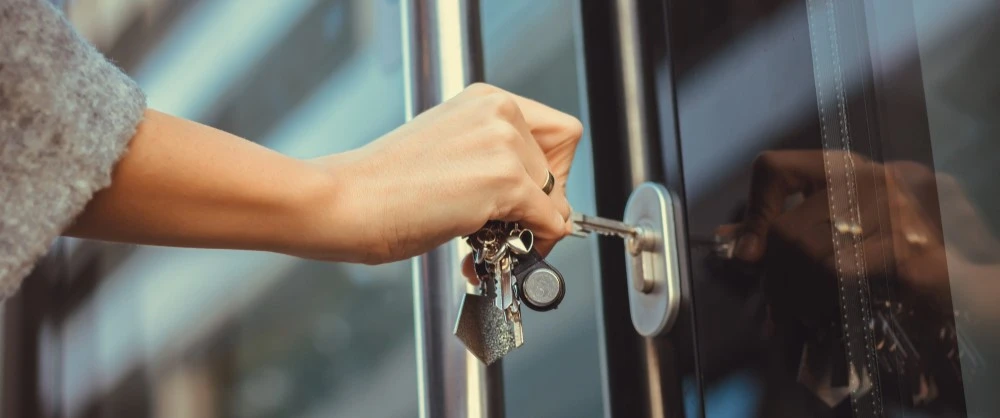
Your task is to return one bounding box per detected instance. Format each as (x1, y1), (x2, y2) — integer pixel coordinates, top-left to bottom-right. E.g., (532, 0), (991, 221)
(512, 249), (566, 312)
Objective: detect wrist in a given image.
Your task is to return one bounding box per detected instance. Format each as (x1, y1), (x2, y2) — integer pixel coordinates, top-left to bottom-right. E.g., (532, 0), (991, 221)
(275, 151), (376, 262)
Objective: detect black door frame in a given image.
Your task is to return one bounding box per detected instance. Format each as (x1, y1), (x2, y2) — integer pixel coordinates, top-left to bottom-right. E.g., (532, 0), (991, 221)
(579, 0), (703, 416)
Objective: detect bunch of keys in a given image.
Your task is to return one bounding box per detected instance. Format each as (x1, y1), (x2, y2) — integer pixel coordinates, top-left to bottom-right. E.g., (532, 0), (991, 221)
(454, 203), (704, 364)
(454, 220), (567, 365)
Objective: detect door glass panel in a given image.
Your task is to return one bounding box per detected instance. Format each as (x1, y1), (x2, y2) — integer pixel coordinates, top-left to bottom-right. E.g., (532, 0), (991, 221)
(668, 0), (1000, 416)
(480, 1), (605, 417)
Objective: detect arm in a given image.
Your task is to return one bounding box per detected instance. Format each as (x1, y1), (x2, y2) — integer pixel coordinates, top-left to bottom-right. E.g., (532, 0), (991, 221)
(1, 0), (582, 296)
(68, 84), (583, 265)
(64, 109), (335, 256)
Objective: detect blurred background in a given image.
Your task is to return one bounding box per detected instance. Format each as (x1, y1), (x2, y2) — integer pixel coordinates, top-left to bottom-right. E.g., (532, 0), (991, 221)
(0, 1), (605, 417)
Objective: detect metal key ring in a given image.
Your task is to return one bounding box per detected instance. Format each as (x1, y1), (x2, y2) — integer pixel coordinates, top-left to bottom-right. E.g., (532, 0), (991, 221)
(541, 170), (555, 195)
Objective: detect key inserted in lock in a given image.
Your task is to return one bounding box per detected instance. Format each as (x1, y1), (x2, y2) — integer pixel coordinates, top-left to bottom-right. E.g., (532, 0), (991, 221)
(623, 182), (681, 337)
(571, 182), (681, 337)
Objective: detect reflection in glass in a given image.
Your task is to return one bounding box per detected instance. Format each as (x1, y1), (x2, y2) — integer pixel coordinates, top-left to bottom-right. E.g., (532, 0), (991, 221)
(668, 0), (1000, 416)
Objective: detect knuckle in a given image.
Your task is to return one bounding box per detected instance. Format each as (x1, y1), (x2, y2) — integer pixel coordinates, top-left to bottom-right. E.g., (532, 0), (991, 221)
(485, 120), (522, 148)
(466, 82), (497, 96)
(485, 92), (520, 120)
(559, 115), (584, 140)
(496, 154), (526, 184)
(483, 157), (526, 201)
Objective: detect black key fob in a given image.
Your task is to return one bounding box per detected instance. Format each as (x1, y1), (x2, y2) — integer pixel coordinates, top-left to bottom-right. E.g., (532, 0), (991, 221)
(512, 249), (566, 312)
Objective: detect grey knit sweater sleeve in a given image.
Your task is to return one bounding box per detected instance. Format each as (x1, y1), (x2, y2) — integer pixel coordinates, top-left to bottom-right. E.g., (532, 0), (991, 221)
(1, 0), (147, 297)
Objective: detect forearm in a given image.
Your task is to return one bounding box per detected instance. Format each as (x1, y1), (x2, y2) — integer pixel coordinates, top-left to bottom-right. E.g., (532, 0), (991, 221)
(65, 109), (336, 255)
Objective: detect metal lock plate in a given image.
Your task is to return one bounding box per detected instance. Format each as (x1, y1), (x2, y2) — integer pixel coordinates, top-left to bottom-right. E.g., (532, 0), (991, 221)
(623, 182), (681, 337)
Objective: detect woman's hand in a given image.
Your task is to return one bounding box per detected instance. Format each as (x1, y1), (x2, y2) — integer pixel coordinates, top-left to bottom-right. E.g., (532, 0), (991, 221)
(306, 83), (583, 264)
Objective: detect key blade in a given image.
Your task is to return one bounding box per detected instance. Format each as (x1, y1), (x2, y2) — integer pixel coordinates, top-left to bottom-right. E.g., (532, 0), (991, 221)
(571, 212), (637, 238)
(494, 256), (515, 311)
(507, 306), (525, 347)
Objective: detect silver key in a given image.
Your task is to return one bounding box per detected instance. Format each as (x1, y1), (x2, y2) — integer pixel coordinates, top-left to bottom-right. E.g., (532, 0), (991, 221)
(573, 212), (737, 259)
(571, 212), (655, 256)
(493, 251), (515, 312)
(571, 212), (639, 238)
(492, 236), (523, 347)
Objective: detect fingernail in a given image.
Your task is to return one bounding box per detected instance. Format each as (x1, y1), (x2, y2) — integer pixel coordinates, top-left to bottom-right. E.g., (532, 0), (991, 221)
(735, 234), (760, 260)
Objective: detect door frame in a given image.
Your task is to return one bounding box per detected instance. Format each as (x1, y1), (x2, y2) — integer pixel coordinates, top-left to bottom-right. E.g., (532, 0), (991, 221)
(579, 0), (703, 416)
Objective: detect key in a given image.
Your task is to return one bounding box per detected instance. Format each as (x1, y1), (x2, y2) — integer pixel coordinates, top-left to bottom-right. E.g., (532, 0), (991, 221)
(571, 212), (663, 292)
(501, 255), (525, 347)
(491, 249), (515, 312)
(455, 221), (526, 365)
(571, 212), (655, 258)
(573, 212), (732, 256)
(570, 212), (638, 238)
(455, 220), (568, 364)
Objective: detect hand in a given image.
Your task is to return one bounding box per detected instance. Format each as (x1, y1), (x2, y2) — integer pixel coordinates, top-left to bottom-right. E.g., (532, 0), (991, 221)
(724, 150), (988, 301)
(307, 83), (582, 265)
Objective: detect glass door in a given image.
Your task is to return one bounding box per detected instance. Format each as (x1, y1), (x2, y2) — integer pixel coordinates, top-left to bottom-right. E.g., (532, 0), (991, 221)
(584, 0), (1000, 416)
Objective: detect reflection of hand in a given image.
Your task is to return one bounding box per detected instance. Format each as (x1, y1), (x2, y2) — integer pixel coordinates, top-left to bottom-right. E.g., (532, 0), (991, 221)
(724, 150), (994, 300)
(310, 83), (582, 264)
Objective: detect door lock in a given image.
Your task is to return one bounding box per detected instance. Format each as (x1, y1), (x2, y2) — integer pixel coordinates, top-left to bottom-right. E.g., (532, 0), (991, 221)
(571, 182), (682, 337)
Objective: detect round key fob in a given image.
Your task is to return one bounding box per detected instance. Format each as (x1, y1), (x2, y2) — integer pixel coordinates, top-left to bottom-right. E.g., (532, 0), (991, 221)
(512, 250), (566, 312)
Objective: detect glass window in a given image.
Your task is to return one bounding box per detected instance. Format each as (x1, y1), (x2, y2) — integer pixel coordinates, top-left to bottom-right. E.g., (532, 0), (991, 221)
(14, 1), (417, 417)
(666, 0), (1000, 416)
(480, 0), (605, 417)
(2, 1), (607, 418)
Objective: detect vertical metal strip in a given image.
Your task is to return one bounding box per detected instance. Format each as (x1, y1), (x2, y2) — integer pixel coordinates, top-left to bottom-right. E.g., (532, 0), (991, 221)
(401, 1), (503, 418)
(614, 1), (676, 417)
(804, 0), (883, 416)
(615, 0), (654, 189)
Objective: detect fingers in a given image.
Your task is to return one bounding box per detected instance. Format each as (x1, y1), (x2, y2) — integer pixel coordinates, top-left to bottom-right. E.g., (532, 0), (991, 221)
(462, 82), (580, 189)
(737, 150), (828, 261)
(467, 83), (573, 227)
(500, 95), (558, 190)
(462, 253), (480, 285)
(459, 83), (576, 253)
(500, 94), (575, 223)
(498, 173), (567, 241)
(769, 191), (839, 262)
(550, 187), (572, 222)
(532, 217), (573, 258)
(463, 83), (583, 143)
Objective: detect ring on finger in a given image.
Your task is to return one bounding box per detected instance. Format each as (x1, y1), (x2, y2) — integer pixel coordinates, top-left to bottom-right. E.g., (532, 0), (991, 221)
(542, 170), (555, 195)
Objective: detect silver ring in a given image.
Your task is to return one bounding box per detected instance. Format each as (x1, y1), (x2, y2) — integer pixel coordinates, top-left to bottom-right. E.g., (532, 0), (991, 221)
(542, 171), (555, 195)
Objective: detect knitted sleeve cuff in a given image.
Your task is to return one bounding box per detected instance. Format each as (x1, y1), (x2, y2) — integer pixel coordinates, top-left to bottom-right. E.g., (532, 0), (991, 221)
(0, 0), (147, 297)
